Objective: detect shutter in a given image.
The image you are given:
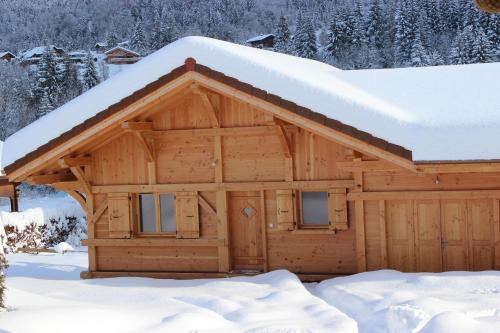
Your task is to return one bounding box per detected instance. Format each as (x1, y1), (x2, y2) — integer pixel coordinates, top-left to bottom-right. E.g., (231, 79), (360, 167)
(175, 191), (200, 238)
(276, 189), (295, 230)
(329, 189), (348, 231)
(108, 193), (132, 238)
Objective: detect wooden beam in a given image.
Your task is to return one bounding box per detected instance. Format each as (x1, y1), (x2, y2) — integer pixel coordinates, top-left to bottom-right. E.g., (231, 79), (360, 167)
(52, 181), (84, 192)
(91, 200), (108, 224)
(348, 190), (500, 201)
(145, 125), (277, 139)
(121, 121), (154, 131)
(494, 199), (500, 269)
(379, 200), (388, 268)
(67, 190), (87, 213)
(26, 172), (75, 184)
(337, 160), (404, 172)
(92, 179), (355, 194)
(416, 162), (500, 174)
(260, 190), (268, 272)
(70, 166), (91, 196)
(274, 125), (291, 158)
(214, 135), (223, 183)
(216, 191), (230, 272)
(134, 132), (155, 162)
(82, 238), (223, 247)
(198, 193), (217, 218)
(58, 156), (92, 168)
(192, 85), (220, 128)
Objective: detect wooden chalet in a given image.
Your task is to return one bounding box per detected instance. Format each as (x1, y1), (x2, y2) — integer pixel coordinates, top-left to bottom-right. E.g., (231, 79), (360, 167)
(0, 51), (16, 62)
(2, 37), (500, 280)
(246, 34), (275, 49)
(105, 46), (141, 65)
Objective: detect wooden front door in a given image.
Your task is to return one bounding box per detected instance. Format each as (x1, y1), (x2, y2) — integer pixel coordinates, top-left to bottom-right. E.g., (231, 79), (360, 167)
(229, 191), (264, 271)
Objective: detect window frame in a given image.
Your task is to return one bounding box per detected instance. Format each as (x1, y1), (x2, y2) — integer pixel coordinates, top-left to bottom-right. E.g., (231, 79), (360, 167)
(136, 192), (177, 237)
(298, 190), (330, 229)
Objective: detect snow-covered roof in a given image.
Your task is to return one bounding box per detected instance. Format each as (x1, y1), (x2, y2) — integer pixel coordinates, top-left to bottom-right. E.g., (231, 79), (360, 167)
(2, 36), (500, 169)
(21, 45), (64, 59)
(0, 51), (15, 58)
(246, 34), (274, 43)
(104, 46), (140, 56)
(95, 42), (108, 47)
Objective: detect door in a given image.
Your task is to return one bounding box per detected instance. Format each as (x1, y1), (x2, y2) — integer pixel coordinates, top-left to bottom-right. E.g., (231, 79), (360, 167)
(467, 200), (495, 270)
(441, 200), (469, 271)
(387, 200), (415, 272)
(229, 191), (264, 271)
(414, 200), (442, 272)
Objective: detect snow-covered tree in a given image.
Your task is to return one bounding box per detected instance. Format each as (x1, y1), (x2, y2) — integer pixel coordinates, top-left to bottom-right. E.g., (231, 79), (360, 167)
(36, 47), (60, 106)
(472, 28), (494, 63)
(130, 20), (147, 54)
(58, 55), (81, 102)
(410, 31), (430, 66)
(82, 52), (99, 90)
(274, 14), (291, 53)
(449, 26), (476, 64)
(0, 253), (6, 309)
(106, 31), (119, 49)
(37, 88), (53, 118)
(394, 0), (417, 66)
(293, 14), (317, 59)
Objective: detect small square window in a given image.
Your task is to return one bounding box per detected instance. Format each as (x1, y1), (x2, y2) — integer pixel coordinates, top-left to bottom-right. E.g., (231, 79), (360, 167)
(160, 194), (176, 233)
(139, 193), (156, 232)
(301, 191), (329, 227)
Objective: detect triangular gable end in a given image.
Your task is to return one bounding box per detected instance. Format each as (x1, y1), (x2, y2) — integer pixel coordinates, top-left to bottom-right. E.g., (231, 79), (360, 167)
(4, 57), (414, 181)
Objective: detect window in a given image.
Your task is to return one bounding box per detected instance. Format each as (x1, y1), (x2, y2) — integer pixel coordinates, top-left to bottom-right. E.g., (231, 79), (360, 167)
(139, 194), (156, 232)
(301, 191), (329, 227)
(160, 194), (176, 232)
(138, 193), (176, 234)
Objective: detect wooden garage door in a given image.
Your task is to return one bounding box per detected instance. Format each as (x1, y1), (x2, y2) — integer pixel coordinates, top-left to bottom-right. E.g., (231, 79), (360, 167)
(441, 200), (469, 271)
(386, 200), (415, 272)
(467, 199), (495, 270)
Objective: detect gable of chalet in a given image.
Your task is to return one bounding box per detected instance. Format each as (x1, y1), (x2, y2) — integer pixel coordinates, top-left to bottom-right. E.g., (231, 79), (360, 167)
(3, 57), (416, 182)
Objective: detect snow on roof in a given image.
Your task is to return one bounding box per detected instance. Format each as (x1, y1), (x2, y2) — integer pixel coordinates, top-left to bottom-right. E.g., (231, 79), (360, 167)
(0, 51), (15, 58)
(2, 36), (500, 168)
(21, 45), (64, 59)
(246, 34), (274, 43)
(104, 46), (140, 56)
(95, 42), (108, 47)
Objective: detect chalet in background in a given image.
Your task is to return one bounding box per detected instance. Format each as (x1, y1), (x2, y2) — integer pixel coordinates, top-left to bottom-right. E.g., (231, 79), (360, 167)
(105, 46), (142, 65)
(20, 45), (65, 65)
(0, 51), (16, 62)
(94, 42), (109, 53)
(2, 37), (499, 280)
(246, 34), (275, 49)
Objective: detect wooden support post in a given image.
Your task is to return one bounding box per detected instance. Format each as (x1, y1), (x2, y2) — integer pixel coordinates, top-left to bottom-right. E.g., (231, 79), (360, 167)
(192, 84), (220, 128)
(379, 200), (388, 268)
(10, 183), (19, 212)
(214, 136), (223, 183)
(260, 190), (268, 272)
(353, 171), (366, 272)
(216, 191), (230, 272)
(494, 199), (500, 269)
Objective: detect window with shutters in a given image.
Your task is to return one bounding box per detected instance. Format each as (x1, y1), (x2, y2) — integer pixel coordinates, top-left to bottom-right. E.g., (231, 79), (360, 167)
(137, 193), (177, 235)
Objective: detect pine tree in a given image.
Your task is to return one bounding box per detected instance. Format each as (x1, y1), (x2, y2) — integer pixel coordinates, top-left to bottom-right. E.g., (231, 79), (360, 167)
(58, 55), (81, 103)
(82, 52), (99, 90)
(366, 0), (385, 66)
(37, 88), (53, 118)
(150, 14), (164, 51)
(106, 31), (119, 49)
(449, 26), (476, 64)
(410, 31), (430, 66)
(472, 28), (493, 63)
(36, 47), (60, 106)
(293, 14), (317, 59)
(394, 0), (417, 66)
(162, 16), (179, 46)
(274, 14), (291, 53)
(130, 20), (147, 54)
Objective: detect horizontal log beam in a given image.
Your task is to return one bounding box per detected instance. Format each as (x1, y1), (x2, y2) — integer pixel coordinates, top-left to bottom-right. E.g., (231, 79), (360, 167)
(416, 162), (500, 174)
(26, 172), (76, 184)
(121, 121), (154, 131)
(58, 156), (92, 168)
(336, 160), (405, 172)
(92, 179), (355, 194)
(52, 181), (84, 192)
(347, 190), (500, 201)
(82, 238), (223, 247)
(144, 125), (277, 139)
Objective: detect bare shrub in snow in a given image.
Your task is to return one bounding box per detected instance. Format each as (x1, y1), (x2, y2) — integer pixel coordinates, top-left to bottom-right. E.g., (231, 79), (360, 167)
(0, 253), (7, 309)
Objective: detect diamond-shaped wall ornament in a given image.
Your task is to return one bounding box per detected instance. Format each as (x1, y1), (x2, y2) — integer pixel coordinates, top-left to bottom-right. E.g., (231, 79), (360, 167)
(241, 205), (256, 218)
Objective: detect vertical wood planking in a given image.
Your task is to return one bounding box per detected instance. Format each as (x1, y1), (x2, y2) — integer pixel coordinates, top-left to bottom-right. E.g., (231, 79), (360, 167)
(260, 190), (268, 272)
(379, 200), (388, 268)
(353, 170), (366, 272)
(216, 191), (230, 272)
(494, 199), (500, 269)
(215, 135), (223, 183)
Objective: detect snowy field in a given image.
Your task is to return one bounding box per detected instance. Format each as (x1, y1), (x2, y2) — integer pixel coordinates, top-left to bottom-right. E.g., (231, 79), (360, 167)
(2, 251), (500, 333)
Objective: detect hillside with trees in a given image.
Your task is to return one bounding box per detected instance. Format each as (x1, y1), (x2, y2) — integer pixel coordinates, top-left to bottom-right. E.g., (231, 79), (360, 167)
(0, 0), (498, 141)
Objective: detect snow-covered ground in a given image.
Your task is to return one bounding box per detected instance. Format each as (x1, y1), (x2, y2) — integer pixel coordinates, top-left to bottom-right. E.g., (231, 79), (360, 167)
(2, 251), (500, 333)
